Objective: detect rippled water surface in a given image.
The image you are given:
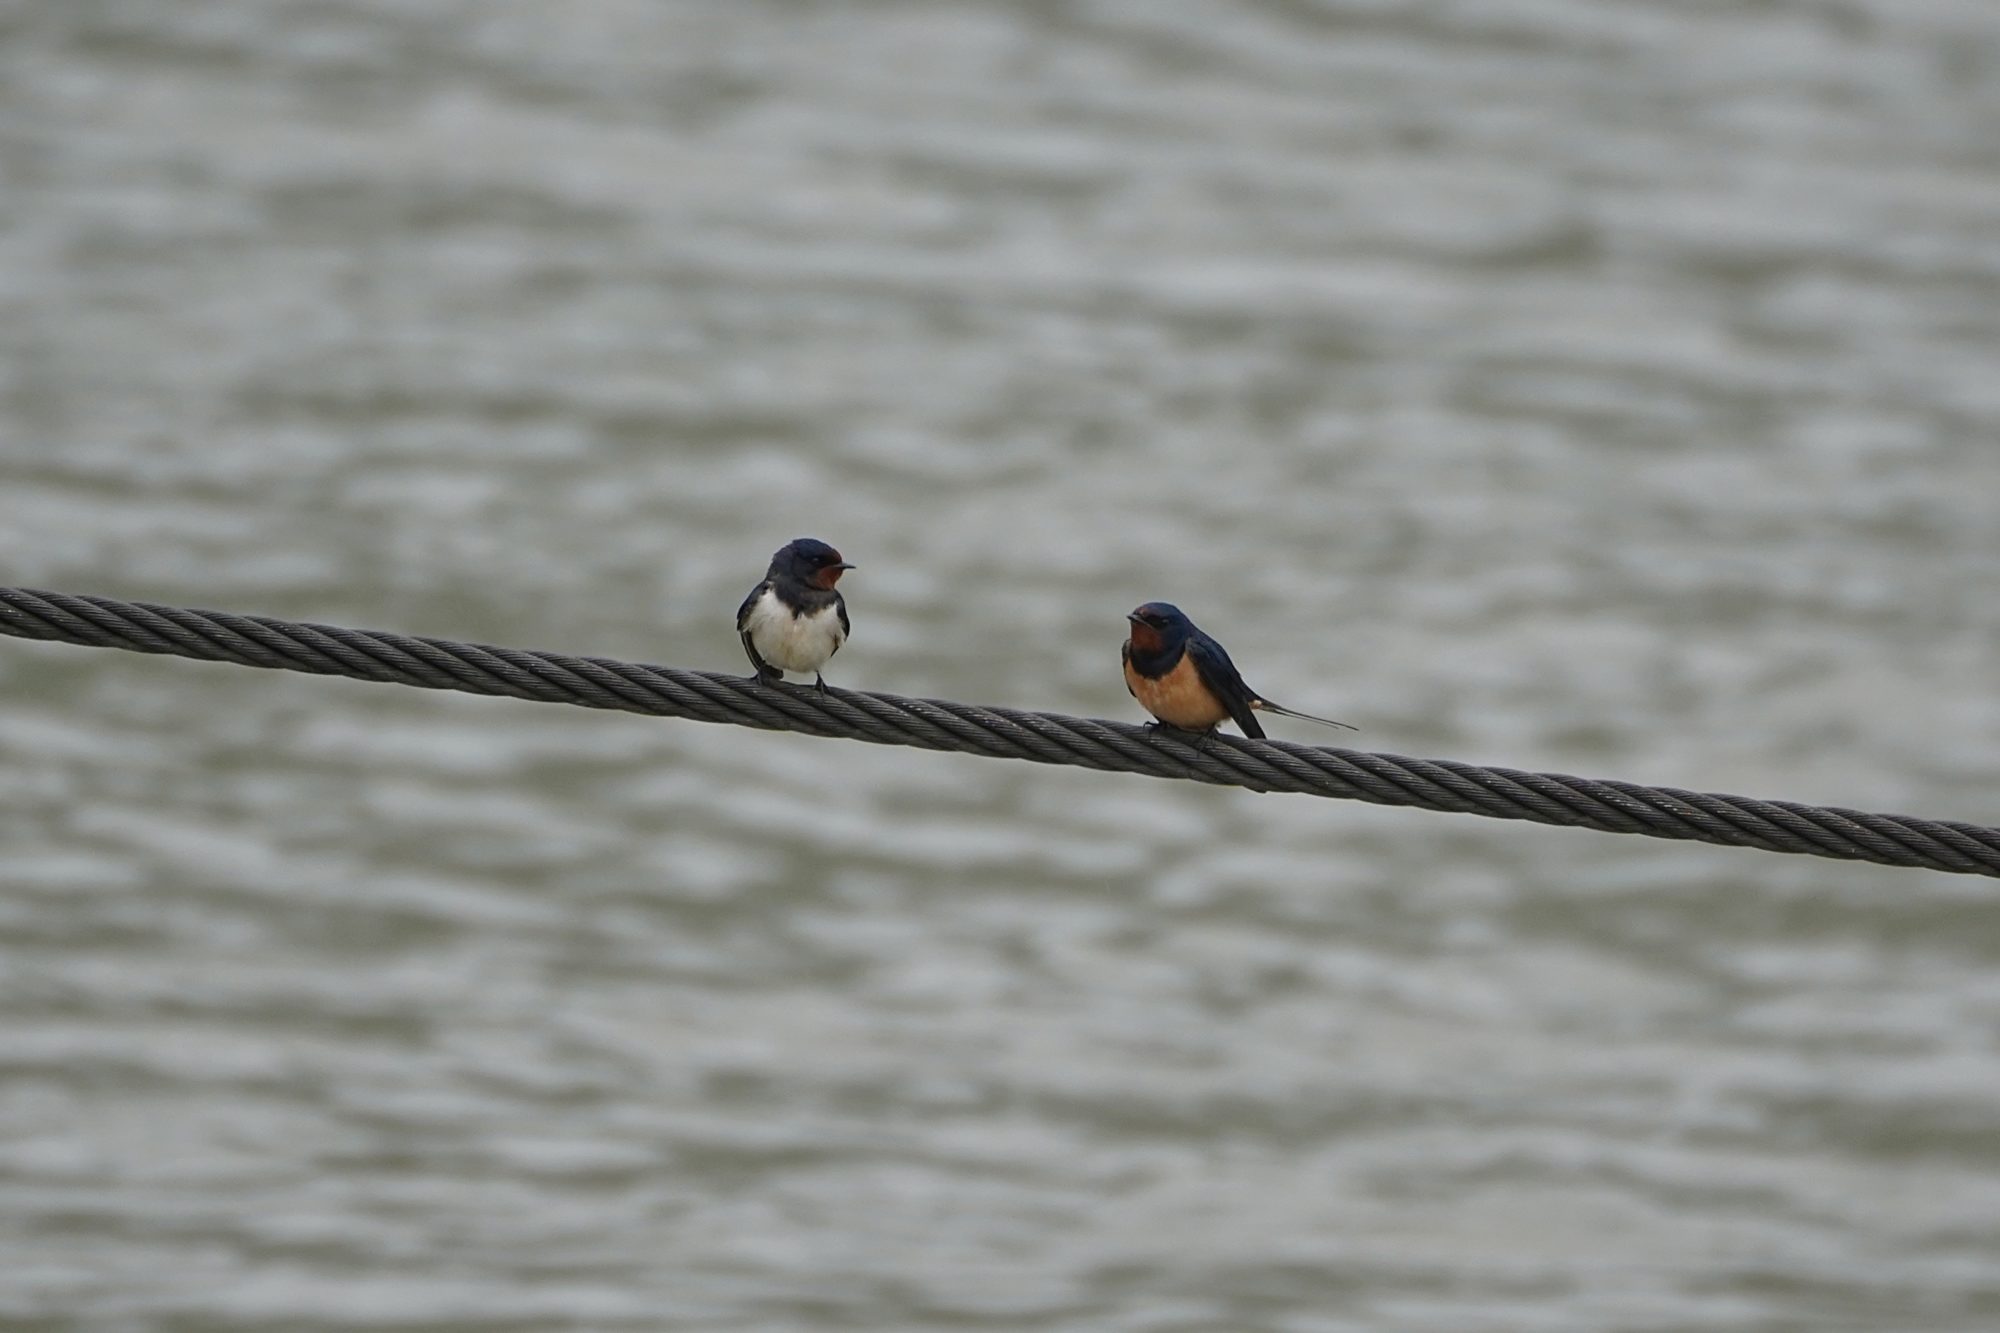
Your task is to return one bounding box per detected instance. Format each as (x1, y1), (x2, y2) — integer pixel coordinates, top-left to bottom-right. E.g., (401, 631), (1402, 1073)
(5, 2), (2000, 1329)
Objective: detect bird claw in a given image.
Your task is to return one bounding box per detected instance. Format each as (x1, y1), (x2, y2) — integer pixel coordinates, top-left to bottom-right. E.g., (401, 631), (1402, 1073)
(1141, 721), (1215, 750)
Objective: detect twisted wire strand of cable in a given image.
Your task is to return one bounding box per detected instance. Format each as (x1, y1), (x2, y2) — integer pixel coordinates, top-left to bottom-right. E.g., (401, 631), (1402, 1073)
(2, 586), (1995, 879)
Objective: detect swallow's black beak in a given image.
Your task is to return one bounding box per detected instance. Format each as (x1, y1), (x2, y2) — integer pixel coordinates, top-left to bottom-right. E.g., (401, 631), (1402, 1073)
(1126, 612), (1145, 626)
(834, 562), (857, 571)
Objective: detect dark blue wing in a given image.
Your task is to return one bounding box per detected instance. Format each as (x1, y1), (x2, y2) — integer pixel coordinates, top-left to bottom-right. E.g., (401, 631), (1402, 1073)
(735, 580), (771, 633)
(1184, 631), (1266, 739)
(736, 580), (776, 677)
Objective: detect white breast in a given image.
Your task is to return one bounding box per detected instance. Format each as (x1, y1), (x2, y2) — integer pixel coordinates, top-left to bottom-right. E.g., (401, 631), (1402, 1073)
(743, 587), (846, 674)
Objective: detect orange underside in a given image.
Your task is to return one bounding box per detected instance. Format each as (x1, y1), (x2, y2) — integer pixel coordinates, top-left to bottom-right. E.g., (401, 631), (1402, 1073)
(1126, 654), (1229, 730)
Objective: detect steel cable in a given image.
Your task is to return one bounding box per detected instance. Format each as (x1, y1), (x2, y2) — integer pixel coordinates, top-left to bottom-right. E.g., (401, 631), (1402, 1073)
(2, 586), (1994, 878)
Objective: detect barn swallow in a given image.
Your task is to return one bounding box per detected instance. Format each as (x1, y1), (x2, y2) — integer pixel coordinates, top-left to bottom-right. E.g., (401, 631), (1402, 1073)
(1123, 602), (1354, 740)
(736, 538), (854, 692)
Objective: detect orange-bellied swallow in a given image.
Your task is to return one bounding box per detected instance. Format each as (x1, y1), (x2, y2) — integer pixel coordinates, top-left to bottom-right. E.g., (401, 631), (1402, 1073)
(736, 538), (854, 692)
(1122, 602), (1355, 739)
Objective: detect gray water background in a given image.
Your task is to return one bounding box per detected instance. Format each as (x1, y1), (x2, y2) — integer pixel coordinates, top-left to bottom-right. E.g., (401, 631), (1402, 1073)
(4, 2), (2000, 1329)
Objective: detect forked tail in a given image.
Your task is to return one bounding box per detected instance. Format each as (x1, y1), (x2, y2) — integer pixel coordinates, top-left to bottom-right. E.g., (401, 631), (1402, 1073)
(1253, 699), (1358, 732)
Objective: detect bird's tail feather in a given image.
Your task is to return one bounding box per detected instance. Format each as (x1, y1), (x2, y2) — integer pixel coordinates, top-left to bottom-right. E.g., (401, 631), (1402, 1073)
(1253, 699), (1358, 732)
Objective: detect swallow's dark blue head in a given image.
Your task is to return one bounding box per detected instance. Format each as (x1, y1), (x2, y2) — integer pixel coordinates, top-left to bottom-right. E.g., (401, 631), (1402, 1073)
(1127, 602), (1192, 656)
(771, 537), (855, 590)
